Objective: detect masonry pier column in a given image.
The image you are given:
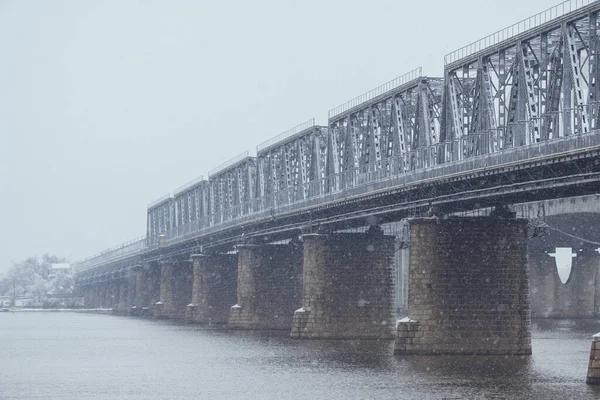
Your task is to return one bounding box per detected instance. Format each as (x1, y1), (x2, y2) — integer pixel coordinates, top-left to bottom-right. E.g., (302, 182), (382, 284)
(171, 261), (193, 319)
(110, 279), (120, 311)
(291, 227), (395, 339)
(117, 276), (128, 314)
(587, 332), (600, 384)
(145, 263), (161, 316)
(87, 284), (96, 308)
(126, 268), (137, 314)
(93, 283), (101, 308)
(529, 249), (598, 318)
(394, 217), (531, 355)
(92, 284), (100, 308)
(228, 242), (302, 330)
(186, 253), (238, 325)
(154, 260), (180, 319)
(132, 265), (147, 316)
(100, 282), (109, 308)
(82, 285), (91, 308)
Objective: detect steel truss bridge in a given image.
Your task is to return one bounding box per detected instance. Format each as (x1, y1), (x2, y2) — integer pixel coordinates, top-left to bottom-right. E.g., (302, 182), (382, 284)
(75, 0), (600, 278)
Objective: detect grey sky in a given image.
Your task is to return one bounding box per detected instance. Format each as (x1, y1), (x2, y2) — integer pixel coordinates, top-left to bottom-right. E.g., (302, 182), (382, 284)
(0, 0), (555, 274)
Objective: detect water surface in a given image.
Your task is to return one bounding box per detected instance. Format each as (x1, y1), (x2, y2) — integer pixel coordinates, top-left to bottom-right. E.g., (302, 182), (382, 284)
(0, 313), (599, 399)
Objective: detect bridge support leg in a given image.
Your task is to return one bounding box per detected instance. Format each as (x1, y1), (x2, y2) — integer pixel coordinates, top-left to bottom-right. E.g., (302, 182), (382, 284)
(187, 253), (237, 325)
(106, 280), (119, 311)
(90, 283), (100, 308)
(228, 243), (302, 330)
(529, 250), (598, 318)
(100, 284), (109, 309)
(154, 261), (187, 319)
(126, 269), (137, 315)
(83, 286), (92, 308)
(117, 279), (128, 314)
(171, 261), (193, 319)
(145, 263), (160, 316)
(394, 217), (531, 355)
(132, 266), (147, 316)
(291, 227), (396, 339)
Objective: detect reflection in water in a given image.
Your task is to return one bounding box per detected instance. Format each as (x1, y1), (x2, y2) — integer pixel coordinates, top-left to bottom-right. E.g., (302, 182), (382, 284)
(1, 314), (600, 399)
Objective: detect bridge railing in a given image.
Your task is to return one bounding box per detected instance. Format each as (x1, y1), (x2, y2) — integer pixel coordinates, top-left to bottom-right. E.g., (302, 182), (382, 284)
(73, 235), (147, 273)
(444, 0), (596, 65)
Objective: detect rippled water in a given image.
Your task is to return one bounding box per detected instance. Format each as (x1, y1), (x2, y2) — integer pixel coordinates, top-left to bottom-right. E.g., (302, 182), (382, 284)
(1, 313), (600, 399)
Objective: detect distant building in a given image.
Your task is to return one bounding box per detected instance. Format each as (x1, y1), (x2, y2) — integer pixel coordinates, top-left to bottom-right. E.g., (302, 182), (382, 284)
(14, 296), (38, 308)
(0, 295), (10, 307)
(49, 263), (71, 278)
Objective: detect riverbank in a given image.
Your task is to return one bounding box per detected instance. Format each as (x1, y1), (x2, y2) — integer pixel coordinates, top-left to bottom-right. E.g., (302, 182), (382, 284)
(2, 307), (114, 313)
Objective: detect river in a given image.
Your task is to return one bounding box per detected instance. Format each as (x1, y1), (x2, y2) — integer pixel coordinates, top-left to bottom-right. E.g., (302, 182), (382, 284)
(1, 312), (599, 399)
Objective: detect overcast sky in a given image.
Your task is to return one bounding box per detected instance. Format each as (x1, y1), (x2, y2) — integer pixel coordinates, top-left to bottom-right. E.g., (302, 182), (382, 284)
(0, 0), (557, 274)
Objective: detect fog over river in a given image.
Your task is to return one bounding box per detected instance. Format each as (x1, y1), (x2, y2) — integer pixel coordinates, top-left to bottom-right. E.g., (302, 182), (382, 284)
(1, 313), (600, 399)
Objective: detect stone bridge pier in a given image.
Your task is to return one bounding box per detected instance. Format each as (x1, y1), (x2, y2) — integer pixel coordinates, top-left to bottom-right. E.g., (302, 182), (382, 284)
(529, 250), (599, 318)
(394, 217), (531, 355)
(154, 260), (193, 319)
(99, 282), (110, 308)
(526, 212), (600, 318)
(228, 242), (302, 330)
(186, 253), (238, 325)
(91, 283), (100, 308)
(126, 268), (137, 314)
(132, 263), (160, 316)
(291, 227), (396, 339)
(117, 273), (129, 313)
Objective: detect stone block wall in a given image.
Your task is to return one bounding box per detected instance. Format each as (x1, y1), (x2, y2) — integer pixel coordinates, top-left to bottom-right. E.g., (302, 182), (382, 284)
(110, 280), (120, 310)
(171, 261), (193, 319)
(228, 243), (302, 330)
(154, 261), (174, 318)
(117, 279), (128, 313)
(587, 336), (600, 384)
(154, 260), (193, 319)
(145, 263), (161, 309)
(126, 269), (137, 314)
(394, 217), (531, 355)
(188, 253), (238, 325)
(135, 267), (147, 309)
(291, 229), (396, 339)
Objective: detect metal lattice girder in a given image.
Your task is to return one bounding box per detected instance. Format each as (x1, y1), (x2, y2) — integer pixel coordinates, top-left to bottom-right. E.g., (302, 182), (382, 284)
(146, 195), (174, 237)
(565, 22), (590, 133)
(147, 195), (174, 237)
(256, 120), (328, 197)
(448, 72), (464, 143)
(392, 96), (409, 170)
(521, 42), (541, 144)
(172, 176), (208, 228)
(444, 4), (600, 151)
(327, 69), (443, 181)
(208, 151), (255, 220)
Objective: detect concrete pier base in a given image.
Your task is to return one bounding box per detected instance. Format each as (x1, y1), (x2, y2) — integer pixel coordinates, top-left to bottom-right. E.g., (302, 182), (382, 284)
(228, 243), (302, 330)
(394, 217), (531, 355)
(291, 227), (395, 339)
(186, 253), (237, 325)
